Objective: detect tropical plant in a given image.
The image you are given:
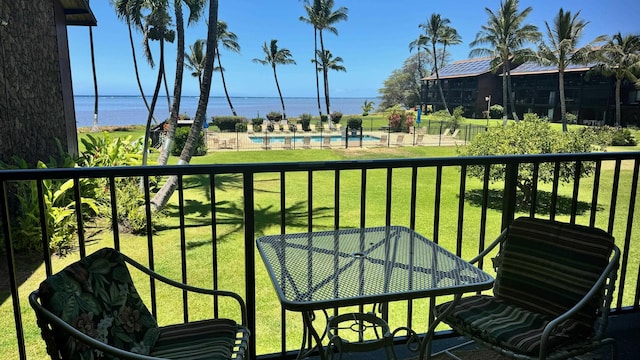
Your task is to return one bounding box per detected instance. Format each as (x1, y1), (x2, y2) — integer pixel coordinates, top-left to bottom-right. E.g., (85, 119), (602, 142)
(590, 32), (640, 126)
(385, 105), (415, 132)
(312, 49), (346, 125)
(300, 0), (348, 120)
(171, 127), (206, 156)
(460, 113), (605, 204)
(253, 39), (296, 119)
(447, 106), (464, 130)
(361, 99), (375, 116)
(537, 8), (605, 131)
(185, 39), (206, 86)
(418, 13), (459, 115)
(470, 0), (541, 124)
(215, 20), (241, 116)
(346, 116), (362, 130)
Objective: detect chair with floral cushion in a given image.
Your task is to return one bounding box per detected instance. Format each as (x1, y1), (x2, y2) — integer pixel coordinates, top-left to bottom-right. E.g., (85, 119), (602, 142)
(29, 247), (249, 360)
(434, 217), (620, 360)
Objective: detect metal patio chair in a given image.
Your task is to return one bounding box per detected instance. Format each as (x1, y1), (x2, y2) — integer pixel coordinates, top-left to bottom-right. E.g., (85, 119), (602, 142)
(435, 217), (620, 360)
(30, 248), (249, 360)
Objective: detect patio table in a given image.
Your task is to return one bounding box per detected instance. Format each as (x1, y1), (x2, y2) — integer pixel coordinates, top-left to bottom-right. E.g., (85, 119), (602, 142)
(256, 226), (494, 360)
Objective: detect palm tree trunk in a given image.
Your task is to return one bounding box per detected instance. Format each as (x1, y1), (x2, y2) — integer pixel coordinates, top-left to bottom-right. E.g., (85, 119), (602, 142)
(217, 51), (237, 116)
(559, 70), (567, 132)
(314, 28), (323, 119)
(142, 38), (165, 167)
(319, 30), (331, 123)
(615, 78), (621, 126)
(502, 62), (508, 126)
(163, 66), (171, 113)
(157, 0), (185, 167)
(507, 69), (519, 122)
(151, 0), (219, 212)
(127, 21), (157, 125)
(273, 65), (287, 119)
(432, 42), (449, 115)
(89, 26), (99, 133)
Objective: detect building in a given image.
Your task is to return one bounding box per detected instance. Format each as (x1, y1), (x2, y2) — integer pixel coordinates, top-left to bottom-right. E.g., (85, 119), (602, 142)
(422, 57), (640, 125)
(0, 0), (96, 166)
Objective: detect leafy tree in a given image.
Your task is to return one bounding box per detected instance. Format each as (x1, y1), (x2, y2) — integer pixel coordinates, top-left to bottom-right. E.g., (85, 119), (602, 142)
(418, 13), (458, 115)
(379, 53), (427, 109)
(216, 20), (241, 116)
(470, 0), (541, 124)
(590, 32), (640, 126)
(460, 113), (604, 204)
(537, 8), (605, 131)
(312, 49), (346, 127)
(253, 39), (296, 119)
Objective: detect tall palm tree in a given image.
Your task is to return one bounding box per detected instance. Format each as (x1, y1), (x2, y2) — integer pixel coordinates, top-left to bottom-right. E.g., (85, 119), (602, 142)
(408, 35), (428, 80)
(590, 33), (640, 126)
(310, 0), (348, 119)
(185, 39), (206, 87)
(300, 0), (324, 119)
(216, 20), (240, 116)
(470, 0), (541, 124)
(537, 9), (606, 131)
(313, 50), (346, 126)
(440, 27), (462, 70)
(253, 40), (296, 119)
(419, 14), (457, 115)
(151, 0), (219, 211)
(89, 25), (99, 132)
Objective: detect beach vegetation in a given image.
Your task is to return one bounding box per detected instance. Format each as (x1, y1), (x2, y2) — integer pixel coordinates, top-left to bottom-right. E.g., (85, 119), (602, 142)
(361, 99), (375, 116)
(331, 111), (343, 123)
(299, 113), (313, 130)
(537, 8), (605, 131)
(266, 111), (282, 121)
(460, 113), (606, 203)
(171, 127), (206, 156)
(470, 0), (541, 124)
(211, 116), (248, 131)
(253, 40), (296, 119)
(346, 116), (362, 130)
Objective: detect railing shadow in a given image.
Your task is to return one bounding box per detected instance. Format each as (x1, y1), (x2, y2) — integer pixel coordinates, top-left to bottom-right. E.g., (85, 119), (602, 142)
(464, 189), (598, 216)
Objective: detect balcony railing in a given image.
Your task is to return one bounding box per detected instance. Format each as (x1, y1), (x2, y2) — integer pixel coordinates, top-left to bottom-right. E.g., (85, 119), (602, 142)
(2, 152), (640, 359)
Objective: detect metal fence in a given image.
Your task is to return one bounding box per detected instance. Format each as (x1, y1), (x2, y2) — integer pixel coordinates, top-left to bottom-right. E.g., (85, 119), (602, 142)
(2, 152), (639, 359)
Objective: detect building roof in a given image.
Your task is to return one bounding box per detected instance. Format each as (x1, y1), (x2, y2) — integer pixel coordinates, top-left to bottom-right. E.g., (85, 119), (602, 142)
(61, 0), (97, 26)
(424, 57), (496, 80)
(509, 61), (591, 76)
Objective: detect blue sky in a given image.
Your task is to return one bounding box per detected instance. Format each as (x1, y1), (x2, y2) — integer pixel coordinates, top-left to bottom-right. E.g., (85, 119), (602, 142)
(68, 0), (640, 98)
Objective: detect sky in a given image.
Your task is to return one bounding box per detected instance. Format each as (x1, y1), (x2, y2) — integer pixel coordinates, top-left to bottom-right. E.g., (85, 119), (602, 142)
(67, 0), (640, 98)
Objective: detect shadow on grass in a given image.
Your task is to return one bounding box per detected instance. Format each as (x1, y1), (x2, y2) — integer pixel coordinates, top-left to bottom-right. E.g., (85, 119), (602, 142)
(465, 189), (598, 216)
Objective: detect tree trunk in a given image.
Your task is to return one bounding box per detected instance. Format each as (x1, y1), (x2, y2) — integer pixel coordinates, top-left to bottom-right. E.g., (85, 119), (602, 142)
(127, 21), (157, 125)
(151, 0), (219, 211)
(89, 26), (99, 133)
(217, 50), (237, 116)
(432, 41), (449, 116)
(142, 38), (165, 167)
(502, 62), (508, 126)
(506, 67), (519, 122)
(615, 78), (621, 127)
(273, 65), (287, 119)
(559, 70), (567, 132)
(314, 28), (323, 119)
(157, 1), (186, 166)
(319, 30), (331, 125)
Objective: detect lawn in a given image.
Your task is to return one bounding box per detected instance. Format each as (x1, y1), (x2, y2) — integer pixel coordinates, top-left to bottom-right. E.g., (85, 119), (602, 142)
(4, 129), (640, 358)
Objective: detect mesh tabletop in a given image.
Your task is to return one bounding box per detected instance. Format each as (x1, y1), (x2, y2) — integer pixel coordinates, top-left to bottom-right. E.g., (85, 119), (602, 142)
(257, 226), (494, 311)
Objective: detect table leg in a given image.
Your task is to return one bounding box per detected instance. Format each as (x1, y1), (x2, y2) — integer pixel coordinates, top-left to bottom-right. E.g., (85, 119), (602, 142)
(418, 293), (462, 360)
(297, 310), (327, 360)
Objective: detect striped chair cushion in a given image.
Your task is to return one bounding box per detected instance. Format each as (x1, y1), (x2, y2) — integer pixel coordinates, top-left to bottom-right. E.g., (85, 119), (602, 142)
(494, 217), (614, 332)
(151, 318), (249, 359)
(436, 295), (586, 355)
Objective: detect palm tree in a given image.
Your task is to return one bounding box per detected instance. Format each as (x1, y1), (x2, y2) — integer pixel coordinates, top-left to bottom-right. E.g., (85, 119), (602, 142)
(185, 39), (206, 87)
(470, 0), (541, 124)
(590, 33), (640, 126)
(151, 0), (219, 211)
(409, 35), (428, 80)
(89, 25), (99, 132)
(300, 0), (324, 119)
(537, 9), (606, 131)
(308, 0), (348, 119)
(253, 40), (296, 119)
(216, 20), (240, 116)
(440, 27), (462, 70)
(419, 14), (457, 115)
(313, 50), (346, 126)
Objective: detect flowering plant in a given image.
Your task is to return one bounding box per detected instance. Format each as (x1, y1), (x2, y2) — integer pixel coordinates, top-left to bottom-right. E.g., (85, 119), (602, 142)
(386, 105), (416, 132)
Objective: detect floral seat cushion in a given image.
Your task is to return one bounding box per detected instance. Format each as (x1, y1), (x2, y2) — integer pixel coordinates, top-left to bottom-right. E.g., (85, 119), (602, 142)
(38, 248), (159, 359)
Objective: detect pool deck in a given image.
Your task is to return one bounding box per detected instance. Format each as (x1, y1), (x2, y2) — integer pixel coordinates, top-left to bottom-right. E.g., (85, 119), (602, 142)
(206, 130), (465, 151)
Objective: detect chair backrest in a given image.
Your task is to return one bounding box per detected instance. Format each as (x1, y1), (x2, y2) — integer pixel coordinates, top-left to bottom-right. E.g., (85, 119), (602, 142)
(36, 248), (159, 359)
(495, 217), (615, 333)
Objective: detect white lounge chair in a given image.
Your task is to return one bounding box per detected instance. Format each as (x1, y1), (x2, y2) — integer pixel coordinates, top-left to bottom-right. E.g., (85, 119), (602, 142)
(451, 128), (460, 138)
(395, 134), (405, 146)
(283, 137), (292, 150)
(303, 136), (311, 149)
(415, 134), (424, 146)
(323, 136), (332, 149)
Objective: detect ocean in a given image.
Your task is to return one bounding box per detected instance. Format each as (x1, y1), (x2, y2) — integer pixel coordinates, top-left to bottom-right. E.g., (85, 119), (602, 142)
(73, 96), (377, 128)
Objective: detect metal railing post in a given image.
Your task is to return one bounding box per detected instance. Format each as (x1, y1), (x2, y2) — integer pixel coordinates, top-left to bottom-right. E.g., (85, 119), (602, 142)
(502, 163), (518, 230)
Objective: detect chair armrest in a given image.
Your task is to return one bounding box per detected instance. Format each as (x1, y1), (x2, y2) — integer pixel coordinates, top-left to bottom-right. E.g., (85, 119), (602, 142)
(29, 291), (168, 360)
(121, 253), (247, 326)
(538, 244), (620, 356)
(468, 228), (508, 266)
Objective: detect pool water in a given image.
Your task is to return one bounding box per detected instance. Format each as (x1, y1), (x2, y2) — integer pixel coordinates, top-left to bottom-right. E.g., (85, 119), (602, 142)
(248, 134), (380, 144)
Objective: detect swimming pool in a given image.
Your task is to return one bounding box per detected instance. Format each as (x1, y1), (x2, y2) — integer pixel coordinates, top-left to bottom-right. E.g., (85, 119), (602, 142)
(248, 134), (380, 144)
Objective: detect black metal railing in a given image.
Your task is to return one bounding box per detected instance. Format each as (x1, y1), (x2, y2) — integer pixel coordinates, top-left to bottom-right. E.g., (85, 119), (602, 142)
(2, 152), (640, 359)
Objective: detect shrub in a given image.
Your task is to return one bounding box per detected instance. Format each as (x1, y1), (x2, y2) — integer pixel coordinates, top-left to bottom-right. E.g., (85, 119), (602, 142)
(171, 127), (206, 156)
(299, 113), (313, 131)
(107, 178), (165, 235)
(385, 105), (415, 132)
(331, 111), (343, 123)
(489, 104), (503, 119)
(266, 111), (282, 121)
(446, 106), (464, 131)
(211, 116), (248, 131)
(610, 127), (637, 146)
(566, 113), (577, 124)
(320, 114), (328, 123)
(346, 116), (362, 129)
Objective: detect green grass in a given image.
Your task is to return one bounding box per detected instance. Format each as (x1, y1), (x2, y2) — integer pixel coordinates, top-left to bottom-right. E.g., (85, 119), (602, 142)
(3, 133), (639, 358)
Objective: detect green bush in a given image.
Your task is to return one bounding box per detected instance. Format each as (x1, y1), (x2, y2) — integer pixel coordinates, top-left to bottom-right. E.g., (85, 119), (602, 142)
(446, 106), (464, 131)
(107, 179), (165, 235)
(332, 111), (343, 123)
(346, 116), (362, 129)
(171, 127), (206, 156)
(489, 104), (503, 119)
(300, 113), (313, 131)
(266, 111), (282, 121)
(211, 116), (248, 131)
(610, 127), (637, 146)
